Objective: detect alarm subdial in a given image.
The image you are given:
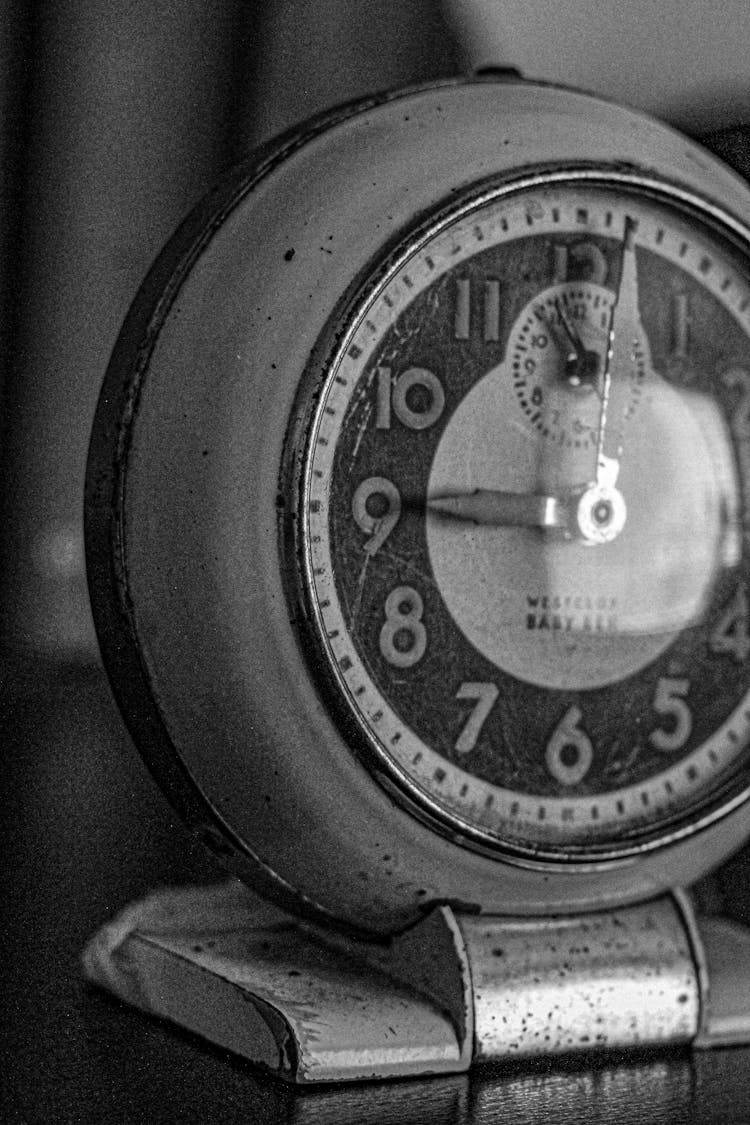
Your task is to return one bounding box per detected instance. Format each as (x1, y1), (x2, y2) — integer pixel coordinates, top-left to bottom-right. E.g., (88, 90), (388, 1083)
(511, 283), (645, 451)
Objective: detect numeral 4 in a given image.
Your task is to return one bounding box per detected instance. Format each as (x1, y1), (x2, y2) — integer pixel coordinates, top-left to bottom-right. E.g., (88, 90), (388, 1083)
(710, 586), (750, 663)
(723, 366), (750, 439)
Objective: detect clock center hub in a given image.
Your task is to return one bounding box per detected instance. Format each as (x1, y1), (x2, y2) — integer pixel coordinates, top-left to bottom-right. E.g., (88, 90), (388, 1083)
(576, 484), (627, 544)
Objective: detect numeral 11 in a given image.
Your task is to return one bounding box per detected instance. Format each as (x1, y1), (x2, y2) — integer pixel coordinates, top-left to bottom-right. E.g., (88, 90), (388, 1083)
(454, 277), (501, 341)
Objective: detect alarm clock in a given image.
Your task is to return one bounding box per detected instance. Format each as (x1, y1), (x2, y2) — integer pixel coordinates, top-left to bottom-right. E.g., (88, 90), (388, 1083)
(85, 76), (750, 945)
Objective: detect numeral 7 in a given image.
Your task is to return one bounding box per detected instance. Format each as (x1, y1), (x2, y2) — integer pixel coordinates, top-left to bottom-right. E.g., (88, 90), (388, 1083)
(455, 682), (499, 754)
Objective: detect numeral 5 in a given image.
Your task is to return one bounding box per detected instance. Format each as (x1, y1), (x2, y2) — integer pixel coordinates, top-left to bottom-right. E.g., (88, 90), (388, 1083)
(649, 677), (692, 753)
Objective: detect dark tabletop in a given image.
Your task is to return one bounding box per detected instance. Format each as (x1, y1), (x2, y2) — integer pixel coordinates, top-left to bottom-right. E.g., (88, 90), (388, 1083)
(4, 651), (750, 1124)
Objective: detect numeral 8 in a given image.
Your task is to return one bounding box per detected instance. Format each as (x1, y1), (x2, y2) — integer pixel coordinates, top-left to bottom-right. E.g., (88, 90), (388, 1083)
(379, 586), (427, 668)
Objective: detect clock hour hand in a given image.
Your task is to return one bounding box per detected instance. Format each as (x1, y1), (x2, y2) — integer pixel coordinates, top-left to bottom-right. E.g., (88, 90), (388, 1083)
(425, 486), (628, 544)
(553, 297), (600, 386)
(425, 489), (568, 528)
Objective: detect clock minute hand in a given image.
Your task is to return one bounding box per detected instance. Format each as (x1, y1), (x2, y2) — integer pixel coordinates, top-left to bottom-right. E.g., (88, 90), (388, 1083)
(595, 216), (641, 489)
(426, 489), (568, 528)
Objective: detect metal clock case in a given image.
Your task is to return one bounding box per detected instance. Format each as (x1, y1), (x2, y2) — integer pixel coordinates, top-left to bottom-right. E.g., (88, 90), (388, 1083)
(86, 78), (750, 937)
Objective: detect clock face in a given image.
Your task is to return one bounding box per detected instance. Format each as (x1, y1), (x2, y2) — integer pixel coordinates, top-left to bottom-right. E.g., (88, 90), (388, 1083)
(300, 170), (750, 861)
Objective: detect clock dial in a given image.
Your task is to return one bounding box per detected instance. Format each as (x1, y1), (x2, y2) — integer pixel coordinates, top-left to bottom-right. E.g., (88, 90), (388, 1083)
(301, 172), (750, 859)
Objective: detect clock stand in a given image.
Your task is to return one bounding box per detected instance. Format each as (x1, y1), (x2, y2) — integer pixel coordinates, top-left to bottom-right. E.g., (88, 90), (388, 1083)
(83, 880), (750, 1083)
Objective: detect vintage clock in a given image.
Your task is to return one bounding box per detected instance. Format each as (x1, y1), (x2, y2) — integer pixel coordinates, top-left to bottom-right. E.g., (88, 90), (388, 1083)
(84, 77), (750, 1081)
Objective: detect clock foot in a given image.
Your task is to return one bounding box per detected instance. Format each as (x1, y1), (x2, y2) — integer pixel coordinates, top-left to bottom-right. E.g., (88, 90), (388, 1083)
(82, 881), (750, 1083)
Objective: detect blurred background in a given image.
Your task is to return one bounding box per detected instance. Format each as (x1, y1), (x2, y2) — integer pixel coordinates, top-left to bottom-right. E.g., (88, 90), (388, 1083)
(0, 0), (747, 659)
(0, 0), (461, 657)
(0, 2), (748, 1119)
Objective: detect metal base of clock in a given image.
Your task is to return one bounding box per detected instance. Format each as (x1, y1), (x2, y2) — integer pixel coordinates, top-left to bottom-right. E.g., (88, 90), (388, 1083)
(82, 880), (750, 1084)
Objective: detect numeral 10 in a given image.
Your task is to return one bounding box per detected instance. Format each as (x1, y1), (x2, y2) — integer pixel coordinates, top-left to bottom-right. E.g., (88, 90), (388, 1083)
(376, 366), (445, 430)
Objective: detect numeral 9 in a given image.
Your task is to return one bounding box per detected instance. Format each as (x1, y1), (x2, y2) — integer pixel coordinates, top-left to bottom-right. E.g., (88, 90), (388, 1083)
(352, 477), (401, 554)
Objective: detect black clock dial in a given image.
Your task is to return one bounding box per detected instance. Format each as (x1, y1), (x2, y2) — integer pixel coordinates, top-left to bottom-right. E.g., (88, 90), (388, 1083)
(302, 173), (750, 858)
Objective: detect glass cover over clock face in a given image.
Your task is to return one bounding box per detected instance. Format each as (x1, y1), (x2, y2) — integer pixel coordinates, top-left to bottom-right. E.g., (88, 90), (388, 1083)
(300, 171), (750, 860)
